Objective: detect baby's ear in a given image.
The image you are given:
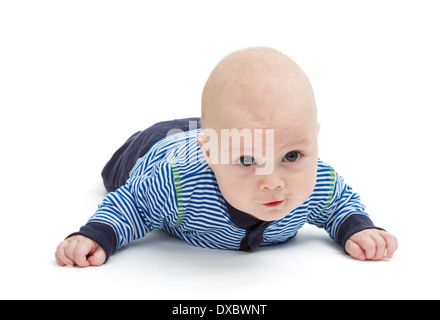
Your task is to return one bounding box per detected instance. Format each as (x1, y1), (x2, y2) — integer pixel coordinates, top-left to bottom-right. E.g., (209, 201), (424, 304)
(196, 134), (210, 158)
(317, 122), (321, 134)
(197, 129), (219, 166)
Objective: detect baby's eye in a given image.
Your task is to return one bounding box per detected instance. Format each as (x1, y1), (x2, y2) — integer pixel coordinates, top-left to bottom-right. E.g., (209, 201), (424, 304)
(283, 151), (301, 163)
(238, 156), (256, 167)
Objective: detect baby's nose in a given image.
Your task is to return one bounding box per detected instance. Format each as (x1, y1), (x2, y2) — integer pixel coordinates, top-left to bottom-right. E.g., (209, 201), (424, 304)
(258, 173), (285, 191)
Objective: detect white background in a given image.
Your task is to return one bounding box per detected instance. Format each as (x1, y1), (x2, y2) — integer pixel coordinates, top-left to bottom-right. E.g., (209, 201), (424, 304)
(1, 0), (439, 299)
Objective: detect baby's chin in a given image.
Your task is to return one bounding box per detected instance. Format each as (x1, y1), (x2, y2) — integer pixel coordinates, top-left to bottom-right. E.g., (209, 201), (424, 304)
(248, 205), (299, 222)
(249, 212), (290, 223)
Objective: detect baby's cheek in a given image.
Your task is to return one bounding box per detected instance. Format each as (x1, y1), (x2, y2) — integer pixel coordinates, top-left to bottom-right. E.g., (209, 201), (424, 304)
(291, 174), (315, 202)
(218, 181), (250, 208)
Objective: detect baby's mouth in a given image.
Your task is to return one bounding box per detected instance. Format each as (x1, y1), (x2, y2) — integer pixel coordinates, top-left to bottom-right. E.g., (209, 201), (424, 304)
(262, 200), (285, 208)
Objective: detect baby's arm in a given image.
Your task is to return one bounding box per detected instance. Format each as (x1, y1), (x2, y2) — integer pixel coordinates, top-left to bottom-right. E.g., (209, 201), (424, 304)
(56, 159), (179, 267)
(345, 229), (398, 261)
(55, 181), (149, 268)
(308, 163), (398, 261)
(55, 235), (106, 267)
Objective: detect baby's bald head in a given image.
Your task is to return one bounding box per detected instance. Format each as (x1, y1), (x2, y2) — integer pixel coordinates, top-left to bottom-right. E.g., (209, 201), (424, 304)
(201, 47), (317, 131)
(198, 48), (320, 221)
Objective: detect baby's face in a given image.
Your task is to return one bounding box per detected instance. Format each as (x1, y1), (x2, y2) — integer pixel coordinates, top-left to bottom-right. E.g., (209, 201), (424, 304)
(199, 56), (319, 221)
(207, 118), (319, 222)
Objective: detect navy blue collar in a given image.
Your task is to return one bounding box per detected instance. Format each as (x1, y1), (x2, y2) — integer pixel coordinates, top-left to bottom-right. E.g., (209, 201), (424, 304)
(225, 200), (259, 228)
(224, 200), (271, 251)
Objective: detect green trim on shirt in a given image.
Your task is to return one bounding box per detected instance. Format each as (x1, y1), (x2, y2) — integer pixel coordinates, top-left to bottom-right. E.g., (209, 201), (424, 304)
(319, 167), (336, 215)
(167, 159), (184, 227)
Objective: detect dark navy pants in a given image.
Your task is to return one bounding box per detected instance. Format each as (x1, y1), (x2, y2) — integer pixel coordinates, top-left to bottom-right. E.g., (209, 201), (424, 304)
(101, 117), (200, 192)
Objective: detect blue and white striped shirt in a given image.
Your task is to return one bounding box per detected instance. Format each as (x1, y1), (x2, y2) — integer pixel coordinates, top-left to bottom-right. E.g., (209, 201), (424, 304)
(83, 129), (375, 254)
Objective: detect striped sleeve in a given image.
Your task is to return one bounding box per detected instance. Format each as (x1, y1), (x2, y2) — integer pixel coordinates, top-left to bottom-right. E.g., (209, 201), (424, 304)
(87, 160), (179, 250)
(307, 167), (370, 243)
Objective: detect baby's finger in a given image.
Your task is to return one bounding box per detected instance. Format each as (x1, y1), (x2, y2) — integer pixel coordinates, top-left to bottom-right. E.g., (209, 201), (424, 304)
(64, 238), (78, 264)
(371, 233), (387, 261)
(55, 241), (74, 267)
(73, 242), (93, 267)
(345, 240), (366, 261)
(87, 247), (107, 266)
(357, 236), (376, 260)
(380, 231), (398, 259)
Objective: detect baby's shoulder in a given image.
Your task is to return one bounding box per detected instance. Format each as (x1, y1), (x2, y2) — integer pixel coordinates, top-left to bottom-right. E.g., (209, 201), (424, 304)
(130, 129), (206, 178)
(316, 158), (336, 178)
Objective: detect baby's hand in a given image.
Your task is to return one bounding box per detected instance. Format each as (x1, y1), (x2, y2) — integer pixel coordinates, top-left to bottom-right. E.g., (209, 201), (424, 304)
(345, 229), (398, 261)
(55, 235), (106, 267)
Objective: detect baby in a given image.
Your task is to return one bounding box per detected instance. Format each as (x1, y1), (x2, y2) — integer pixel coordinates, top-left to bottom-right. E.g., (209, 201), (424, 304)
(55, 47), (398, 267)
